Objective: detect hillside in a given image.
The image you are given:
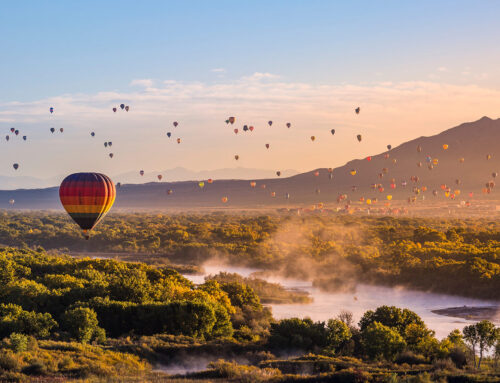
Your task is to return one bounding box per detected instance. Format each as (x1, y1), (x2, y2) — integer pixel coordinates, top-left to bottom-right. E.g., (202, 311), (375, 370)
(2, 116), (500, 210)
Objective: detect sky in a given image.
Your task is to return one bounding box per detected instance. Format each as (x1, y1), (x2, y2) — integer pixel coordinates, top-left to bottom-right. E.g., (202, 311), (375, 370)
(1, 0), (500, 184)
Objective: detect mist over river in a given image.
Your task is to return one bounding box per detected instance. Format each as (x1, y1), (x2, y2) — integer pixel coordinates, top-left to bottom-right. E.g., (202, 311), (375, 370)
(185, 263), (499, 340)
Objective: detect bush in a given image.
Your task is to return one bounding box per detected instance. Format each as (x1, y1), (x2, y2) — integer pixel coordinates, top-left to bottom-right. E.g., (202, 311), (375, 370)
(21, 358), (47, 376)
(62, 307), (105, 344)
(0, 352), (20, 371)
(395, 350), (427, 365)
(8, 333), (28, 353)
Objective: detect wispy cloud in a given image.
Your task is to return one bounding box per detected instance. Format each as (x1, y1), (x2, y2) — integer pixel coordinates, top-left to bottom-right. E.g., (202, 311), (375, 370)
(130, 79), (154, 87)
(211, 68), (226, 73)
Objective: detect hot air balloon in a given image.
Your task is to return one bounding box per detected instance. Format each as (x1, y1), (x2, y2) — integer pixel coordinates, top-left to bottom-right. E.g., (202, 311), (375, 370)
(355, 107), (360, 114)
(117, 182), (121, 188)
(125, 106), (129, 112)
(265, 144), (270, 149)
(261, 184), (266, 189)
(442, 144), (448, 150)
(433, 190), (438, 196)
(243, 125), (248, 132)
(249, 126), (254, 132)
(417, 162), (422, 168)
(50, 107), (54, 114)
(459, 158), (465, 163)
(10, 128), (14, 133)
(386, 195), (392, 200)
(228, 117), (235, 124)
(271, 192), (276, 197)
(384, 153), (390, 159)
(221, 197), (228, 203)
(417, 145), (422, 153)
(167, 132), (171, 138)
(390, 183), (396, 189)
(329, 174), (333, 180)
(14, 130), (19, 136)
(356, 134), (362, 142)
(22, 136), (27, 141)
(366, 156), (372, 161)
(312, 171), (319, 177)
(310, 136), (315, 142)
(350, 169), (356, 176)
(285, 193), (290, 199)
(387, 145), (392, 150)
(250, 181), (256, 188)
(113, 108), (117, 113)
(140, 170), (144, 176)
(120, 104), (125, 110)
(198, 181), (205, 189)
(268, 121), (273, 126)
(91, 132), (95, 137)
(331, 129), (335, 135)
(13, 163), (19, 170)
(60, 128), (64, 133)
(286, 123), (291, 128)
(108, 153), (113, 159)
(59, 173), (116, 239)
(108, 142), (112, 147)
(177, 138), (181, 144)
(50, 128), (55, 133)
(493, 172), (498, 178)
(104, 142), (108, 148)
(5, 136), (9, 141)
(487, 154), (492, 160)
(234, 129), (238, 134)
(225, 119), (230, 124)
(207, 179), (213, 184)
(469, 192), (473, 198)
(158, 175), (163, 181)
(9, 199), (14, 206)
(234, 155), (239, 160)
(167, 189), (173, 195)
(276, 171), (281, 176)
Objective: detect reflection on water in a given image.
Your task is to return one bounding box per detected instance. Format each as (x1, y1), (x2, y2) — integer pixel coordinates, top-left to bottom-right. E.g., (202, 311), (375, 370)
(184, 263), (499, 340)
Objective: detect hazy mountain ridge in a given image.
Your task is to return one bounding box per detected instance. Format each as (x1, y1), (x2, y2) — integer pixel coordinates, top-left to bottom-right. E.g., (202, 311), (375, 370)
(2, 117), (500, 209)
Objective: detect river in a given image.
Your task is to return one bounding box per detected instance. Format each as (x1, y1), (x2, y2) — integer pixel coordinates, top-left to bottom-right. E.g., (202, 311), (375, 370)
(185, 263), (499, 340)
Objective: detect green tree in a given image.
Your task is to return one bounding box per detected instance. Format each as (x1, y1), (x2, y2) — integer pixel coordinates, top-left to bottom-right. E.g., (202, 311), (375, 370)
(325, 319), (352, 355)
(463, 321), (498, 369)
(62, 307), (105, 344)
(361, 321), (406, 360)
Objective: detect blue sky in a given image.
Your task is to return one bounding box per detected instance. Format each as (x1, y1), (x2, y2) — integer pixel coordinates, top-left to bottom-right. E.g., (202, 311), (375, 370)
(1, 1), (500, 183)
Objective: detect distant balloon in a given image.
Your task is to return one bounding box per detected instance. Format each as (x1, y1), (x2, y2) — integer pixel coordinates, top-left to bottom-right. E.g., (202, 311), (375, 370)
(386, 195), (392, 200)
(265, 144), (270, 149)
(493, 172), (498, 178)
(120, 104), (125, 110)
(108, 142), (112, 147)
(109, 153), (114, 158)
(198, 181), (205, 188)
(486, 154), (492, 160)
(177, 138), (181, 144)
(207, 179), (213, 184)
(234, 155), (239, 160)
(117, 182), (121, 188)
(417, 145), (422, 153)
(221, 196), (228, 203)
(234, 128), (238, 134)
(286, 123), (291, 128)
(167, 189), (173, 195)
(243, 125), (248, 132)
(350, 169), (357, 176)
(167, 132), (171, 137)
(355, 107), (360, 114)
(314, 171), (319, 177)
(50, 107), (54, 114)
(261, 184), (266, 189)
(113, 108), (117, 113)
(356, 134), (362, 142)
(50, 128), (55, 133)
(22, 136), (27, 141)
(310, 136), (315, 142)
(366, 156), (372, 161)
(285, 193), (290, 199)
(14, 130), (19, 136)
(91, 132), (95, 137)
(5, 136), (9, 141)
(10, 128), (15, 133)
(173, 121), (179, 127)
(249, 126), (254, 132)
(331, 129), (335, 135)
(158, 175), (163, 181)
(140, 170), (144, 176)
(228, 117), (235, 125)
(59, 128), (64, 133)
(13, 163), (19, 170)
(125, 106), (129, 112)
(271, 192), (276, 197)
(387, 144), (392, 150)
(276, 171), (281, 176)
(442, 144), (448, 150)
(250, 181), (256, 188)
(9, 199), (15, 205)
(104, 142), (108, 148)
(268, 121), (273, 126)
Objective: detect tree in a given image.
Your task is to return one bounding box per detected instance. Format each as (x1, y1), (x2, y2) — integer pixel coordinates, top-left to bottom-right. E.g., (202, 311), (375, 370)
(0, 303), (57, 338)
(359, 306), (425, 339)
(463, 321), (498, 369)
(268, 318), (327, 351)
(326, 319), (352, 355)
(361, 321), (406, 360)
(62, 307), (105, 344)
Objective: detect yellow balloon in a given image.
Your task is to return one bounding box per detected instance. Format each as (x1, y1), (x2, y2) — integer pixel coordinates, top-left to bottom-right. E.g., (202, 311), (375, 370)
(350, 169), (357, 176)
(386, 195), (392, 200)
(198, 182), (205, 188)
(442, 144), (448, 150)
(366, 199), (372, 205)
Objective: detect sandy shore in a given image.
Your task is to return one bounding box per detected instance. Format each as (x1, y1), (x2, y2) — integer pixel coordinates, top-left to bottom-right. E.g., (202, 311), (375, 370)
(432, 306), (500, 322)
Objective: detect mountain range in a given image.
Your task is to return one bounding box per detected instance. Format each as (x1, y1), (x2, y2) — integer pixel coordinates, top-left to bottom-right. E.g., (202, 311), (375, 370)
(1, 116), (500, 210)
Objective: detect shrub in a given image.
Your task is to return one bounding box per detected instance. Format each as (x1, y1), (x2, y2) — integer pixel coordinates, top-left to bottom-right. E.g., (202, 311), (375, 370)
(8, 333), (28, 353)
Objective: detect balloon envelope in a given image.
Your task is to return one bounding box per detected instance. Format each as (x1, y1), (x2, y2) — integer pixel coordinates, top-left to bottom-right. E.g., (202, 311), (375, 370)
(59, 173), (116, 237)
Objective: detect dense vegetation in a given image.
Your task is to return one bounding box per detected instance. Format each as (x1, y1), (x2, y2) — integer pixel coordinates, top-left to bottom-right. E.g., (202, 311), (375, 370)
(0, 244), (497, 381)
(0, 211), (499, 299)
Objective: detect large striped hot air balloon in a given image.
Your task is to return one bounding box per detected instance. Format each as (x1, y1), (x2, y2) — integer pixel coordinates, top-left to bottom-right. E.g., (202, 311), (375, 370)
(59, 173), (116, 239)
